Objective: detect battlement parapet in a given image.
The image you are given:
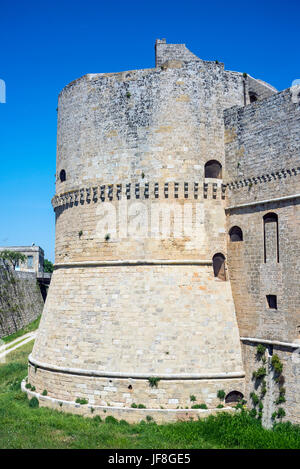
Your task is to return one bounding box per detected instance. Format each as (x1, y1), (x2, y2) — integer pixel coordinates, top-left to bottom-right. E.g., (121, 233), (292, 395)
(51, 181), (227, 209)
(227, 166), (300, 190)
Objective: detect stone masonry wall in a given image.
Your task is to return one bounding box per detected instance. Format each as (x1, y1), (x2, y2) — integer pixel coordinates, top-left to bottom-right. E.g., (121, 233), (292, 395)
(247, 76), (277, 102)
(29, 41), (281, 417)
(0, 263), (44, 338)
(155, 39), (202, 67)
(33, 265), (244, 374)
(225, 89), (300, 341)
(224, 89), (300, 206)
(28, 363), (244, 410)
(241, 341), (300, 426)
(225, 89), (300, 424)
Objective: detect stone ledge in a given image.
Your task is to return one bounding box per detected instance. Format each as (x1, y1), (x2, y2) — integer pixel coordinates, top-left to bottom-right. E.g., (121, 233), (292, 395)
(28, 354), (245, 380)
(226, 193), (300, 211)
(54, 259), (213, 269)
(241, 337), (300, 349)
(21, 379), (236, 424)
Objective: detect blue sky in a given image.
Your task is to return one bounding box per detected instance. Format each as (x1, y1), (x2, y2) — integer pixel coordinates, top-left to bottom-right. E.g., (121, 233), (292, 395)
(0, 0), (299, 262)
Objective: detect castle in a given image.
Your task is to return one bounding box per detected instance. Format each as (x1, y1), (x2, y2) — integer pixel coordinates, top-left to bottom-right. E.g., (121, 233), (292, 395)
(23, 40), (300, 426)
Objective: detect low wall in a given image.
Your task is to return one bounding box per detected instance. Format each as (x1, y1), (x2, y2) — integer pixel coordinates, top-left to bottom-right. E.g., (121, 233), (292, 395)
(21, 379), (236, 424)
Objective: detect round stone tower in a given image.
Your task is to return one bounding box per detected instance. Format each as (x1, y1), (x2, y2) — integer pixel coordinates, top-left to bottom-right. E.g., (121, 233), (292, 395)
(26, 41), (248, 421)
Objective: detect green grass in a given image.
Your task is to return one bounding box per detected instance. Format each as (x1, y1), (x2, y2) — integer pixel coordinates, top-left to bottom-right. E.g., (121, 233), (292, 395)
(1, 341), (300, 449)
(1, 315), (41, 344)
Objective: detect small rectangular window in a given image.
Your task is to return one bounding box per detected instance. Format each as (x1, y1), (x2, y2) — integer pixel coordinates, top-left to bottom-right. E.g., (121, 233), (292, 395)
(27, 256), (33, 268)
(266, 295), (277, 310)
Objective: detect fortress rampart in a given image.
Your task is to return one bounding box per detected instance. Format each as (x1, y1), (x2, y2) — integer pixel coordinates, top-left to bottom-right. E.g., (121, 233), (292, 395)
(24, 40), (300, 425)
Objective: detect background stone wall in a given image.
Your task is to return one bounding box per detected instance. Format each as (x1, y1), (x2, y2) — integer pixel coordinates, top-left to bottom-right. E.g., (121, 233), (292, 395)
(225, 89), (300, 424)
(224, 89), (300, 206)
(0, 262), (44, 338)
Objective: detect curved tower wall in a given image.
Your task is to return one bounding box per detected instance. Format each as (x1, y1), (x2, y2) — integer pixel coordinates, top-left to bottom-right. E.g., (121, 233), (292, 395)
(28, 44), (248, 418)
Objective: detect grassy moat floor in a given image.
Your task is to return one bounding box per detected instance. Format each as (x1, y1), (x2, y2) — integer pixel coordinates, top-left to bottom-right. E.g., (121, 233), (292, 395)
(1, 316), (41, 344)
(1, 341), (300, 449)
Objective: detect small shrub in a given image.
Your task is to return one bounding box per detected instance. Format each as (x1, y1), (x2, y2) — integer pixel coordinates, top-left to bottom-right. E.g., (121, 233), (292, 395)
(217, 389), (226, 400)
(192, 404), (207, 409)
(258, 401), (263, 411)
(260, 387), (267, 398)
(42, 389), (48, 396)
(75, 398), (88, 405)
(148, 377), (160, 388)
(190, 394), (196, 402)
(275, 395), (286, 405)
(260, 380), (267, 397)
(235, 399), (247, 410)
(271, 355), (283, 375)
(31, 386), (36, 392)
(243, 72), (248, 78)
(250, 392), (259, 405)
(256, 344), (266, 358)
(78, 230), (83, 238)
(119, 419), (129, 426)
(93, 415), (102, 423)
(277, 407), (286, 419)
(25, 383), (32, 390)
(253, 367), (267, 380)
(275, 388), (286, 405)
(59, 402), (63, 407)
(29, 397), (39, 408)
(217, 404), (224, 409)
(105, 416), (118, 424)
(131, 403), (137, 408)
(90, 407), (95, 413)
(126, 92), (131, 98)
(249, 408), (257, 418)
(146, 415), (153, 422)
(138, 404), (146, 409)
(105, 233), (110, 241)
(272, 411), (277, 420)
(141, 172), (145, 179)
